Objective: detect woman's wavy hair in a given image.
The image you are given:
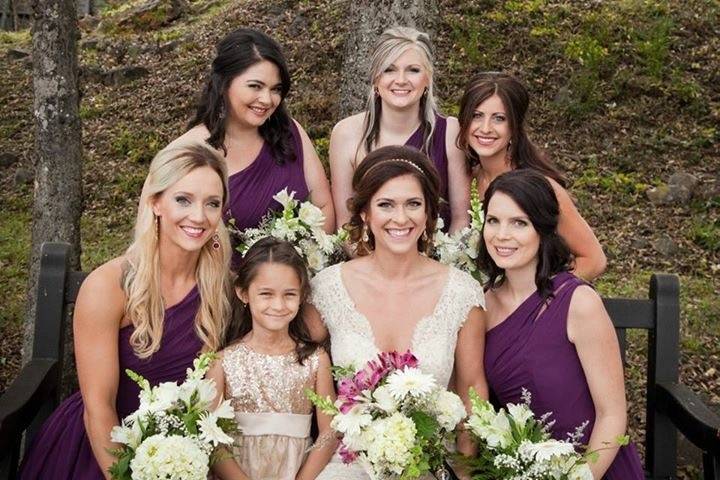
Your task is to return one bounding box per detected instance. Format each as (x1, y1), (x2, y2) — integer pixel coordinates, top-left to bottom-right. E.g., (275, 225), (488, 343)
(232, 237), (318, 365)
(123, 142), (233, 359)
(457, 72), (565, 185)
(477, 169), (573, 299)
(357, 26), (438, 164)
(188, 28), (296, 164)
(346, 145), (440, 256)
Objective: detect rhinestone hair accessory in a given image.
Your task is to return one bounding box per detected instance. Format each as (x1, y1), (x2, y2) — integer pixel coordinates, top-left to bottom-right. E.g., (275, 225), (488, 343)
(362, 158), (424, 179)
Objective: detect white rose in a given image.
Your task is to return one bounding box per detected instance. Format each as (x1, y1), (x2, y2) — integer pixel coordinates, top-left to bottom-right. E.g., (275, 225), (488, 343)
(298, 202), (326, 229)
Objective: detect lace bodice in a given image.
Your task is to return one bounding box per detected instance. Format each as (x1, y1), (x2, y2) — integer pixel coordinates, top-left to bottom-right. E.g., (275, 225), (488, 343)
(310, 263), (484, 388)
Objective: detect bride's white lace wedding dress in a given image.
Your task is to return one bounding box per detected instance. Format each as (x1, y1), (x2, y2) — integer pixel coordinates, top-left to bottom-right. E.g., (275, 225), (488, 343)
(309, 263), (485, 480)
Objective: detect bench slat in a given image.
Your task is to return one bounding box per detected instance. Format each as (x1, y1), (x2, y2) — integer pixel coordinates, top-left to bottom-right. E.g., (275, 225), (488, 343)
(603, 298), (655, 329)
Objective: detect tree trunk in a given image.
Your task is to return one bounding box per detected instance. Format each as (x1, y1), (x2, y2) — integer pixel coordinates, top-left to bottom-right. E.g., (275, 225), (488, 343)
(338, 0), (437, 118)
(24, 0), (83, 399)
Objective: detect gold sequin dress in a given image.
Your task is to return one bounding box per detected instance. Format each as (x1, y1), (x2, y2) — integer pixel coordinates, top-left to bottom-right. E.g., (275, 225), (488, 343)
(222, 342), (320, 480)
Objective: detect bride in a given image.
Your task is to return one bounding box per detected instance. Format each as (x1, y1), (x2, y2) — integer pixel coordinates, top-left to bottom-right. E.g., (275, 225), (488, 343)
(306, 145), (488, 479)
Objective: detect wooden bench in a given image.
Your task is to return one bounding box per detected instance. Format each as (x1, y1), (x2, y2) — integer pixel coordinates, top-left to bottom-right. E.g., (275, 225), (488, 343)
(1, 242), (719, 479)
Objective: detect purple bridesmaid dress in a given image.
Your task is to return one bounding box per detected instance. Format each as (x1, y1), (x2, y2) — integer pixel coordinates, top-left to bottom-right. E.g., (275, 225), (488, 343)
(19, 286), (203, 480)
(224, 121), (307, 267)
(404, 114), (450, 228)
(484, 272), (645, 479)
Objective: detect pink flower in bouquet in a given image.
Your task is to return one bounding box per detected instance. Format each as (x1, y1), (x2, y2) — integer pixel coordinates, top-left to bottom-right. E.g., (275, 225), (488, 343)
(379, 350), (418, 370)
(339, 442), (359, 464)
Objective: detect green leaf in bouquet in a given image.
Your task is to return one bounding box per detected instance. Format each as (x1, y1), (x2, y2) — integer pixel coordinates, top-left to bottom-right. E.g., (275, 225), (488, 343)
(108, 447), (133, 480)
(330, 364), (356, 380)
(217, 417), (241, 436)
(410, 410), (439, 440)
(183, 410), (201, 435)
(616, 434), (630, 446)
(305, 388), (339, 415)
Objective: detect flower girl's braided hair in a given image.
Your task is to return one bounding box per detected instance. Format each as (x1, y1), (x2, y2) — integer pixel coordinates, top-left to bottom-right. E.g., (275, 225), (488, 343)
(346, 145), (440, 256)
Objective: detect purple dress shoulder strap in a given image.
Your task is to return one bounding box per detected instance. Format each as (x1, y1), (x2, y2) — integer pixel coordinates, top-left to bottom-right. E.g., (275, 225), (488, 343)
(404, 114), (450, 227)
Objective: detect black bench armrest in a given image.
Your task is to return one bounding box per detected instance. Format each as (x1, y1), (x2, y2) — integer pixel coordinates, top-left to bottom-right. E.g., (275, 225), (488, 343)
(0, 358), (59, 453)
(657, 380), (720, 455)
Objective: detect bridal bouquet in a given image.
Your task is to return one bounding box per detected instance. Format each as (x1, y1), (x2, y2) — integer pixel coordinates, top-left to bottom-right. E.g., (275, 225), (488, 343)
(432, 179), (485, 282)
(109, 353), (238, 480)
(307, 351), (466, 479)
(464, 388), (625, 480)
(228, 188), (343, 274)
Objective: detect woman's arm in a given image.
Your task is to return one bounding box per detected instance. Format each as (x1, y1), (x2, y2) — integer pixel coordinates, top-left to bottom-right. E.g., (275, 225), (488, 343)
(454, 306), (489, 456)
(548, 178), (607, 281)
(304, 304), (329, 345)
(206, 355), (251, 480)
(445, 117), (471, 233)
(74, 259), (127, 479)
(568, 285), (627, 479)
(296, 350), (338, 480)
(295, 119), (336, 233)
(328, 118), (360, 230)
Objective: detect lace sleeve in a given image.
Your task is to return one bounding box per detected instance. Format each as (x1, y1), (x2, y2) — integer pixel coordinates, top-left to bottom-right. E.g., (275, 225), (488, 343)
(308, 264), (342, 330)
(446, 268), (485, 333)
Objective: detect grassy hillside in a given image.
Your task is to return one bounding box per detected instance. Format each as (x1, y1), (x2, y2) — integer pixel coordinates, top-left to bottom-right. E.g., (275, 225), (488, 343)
(0, 0), (717, 475)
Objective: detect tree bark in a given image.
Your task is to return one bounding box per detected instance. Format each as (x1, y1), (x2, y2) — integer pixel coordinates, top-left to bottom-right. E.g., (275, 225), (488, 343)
(24, 0), (83, 399)
(339, 0), (438, 118)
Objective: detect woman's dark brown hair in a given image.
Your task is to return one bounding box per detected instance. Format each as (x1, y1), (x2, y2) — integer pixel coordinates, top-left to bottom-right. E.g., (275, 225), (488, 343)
(346, 145), (440, 255)
(188, 28), (296, 164)
(477, 169), (573, 299)
(457, 72), (565, 186)
(231, 237), (317, 364)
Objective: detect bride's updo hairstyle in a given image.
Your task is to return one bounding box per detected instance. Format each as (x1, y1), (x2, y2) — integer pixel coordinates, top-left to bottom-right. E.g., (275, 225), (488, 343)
(346, 145), (440, 255)
(477, 169), (572, 299)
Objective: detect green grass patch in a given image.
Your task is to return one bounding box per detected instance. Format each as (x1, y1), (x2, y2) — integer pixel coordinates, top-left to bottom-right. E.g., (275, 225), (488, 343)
(0, 196), (32, 329)
(690, 219), (720, 253)
(111, 127), (164, 164)
(0, 29), (30, 45)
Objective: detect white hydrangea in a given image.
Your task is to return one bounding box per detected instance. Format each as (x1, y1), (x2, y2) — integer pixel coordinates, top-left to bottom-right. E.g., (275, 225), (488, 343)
(431, 390), (466, 430)
(363, 412), (416, 475)
(130, 434), (209, 480)
(385, 367), (437, 400)
(567, 462), (594, 480)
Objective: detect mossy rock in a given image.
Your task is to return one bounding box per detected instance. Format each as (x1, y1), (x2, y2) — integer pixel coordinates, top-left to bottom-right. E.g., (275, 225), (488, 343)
(101, 0), (189, 33)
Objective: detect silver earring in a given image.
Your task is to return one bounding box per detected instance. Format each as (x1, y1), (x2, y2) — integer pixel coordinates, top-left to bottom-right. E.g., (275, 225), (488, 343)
(362, 224), (370, 243)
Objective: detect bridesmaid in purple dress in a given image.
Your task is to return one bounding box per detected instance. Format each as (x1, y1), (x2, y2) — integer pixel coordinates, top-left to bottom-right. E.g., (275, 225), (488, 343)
(20, 142), (233, 479)
(329, 27), (470, 232)
(173, 28), (334, 266)
(478, 169), (644, 479)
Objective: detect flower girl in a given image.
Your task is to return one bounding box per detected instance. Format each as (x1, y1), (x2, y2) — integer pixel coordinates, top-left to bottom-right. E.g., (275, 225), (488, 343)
(207, 237), (337, 479)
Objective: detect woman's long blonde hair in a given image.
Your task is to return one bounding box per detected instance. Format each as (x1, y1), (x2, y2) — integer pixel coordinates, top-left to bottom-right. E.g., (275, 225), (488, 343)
(123, 142), (232, 359)
(357, 26), (438, 164)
